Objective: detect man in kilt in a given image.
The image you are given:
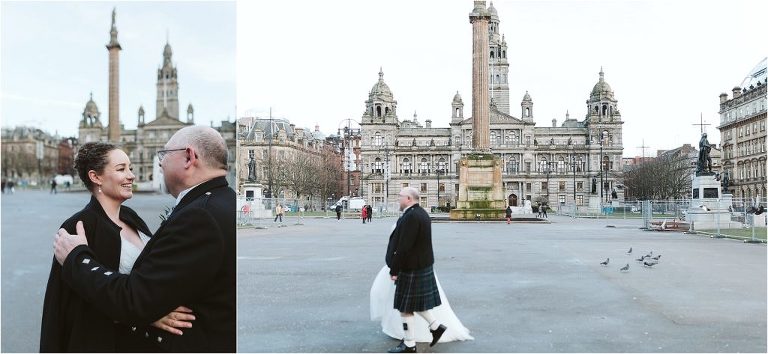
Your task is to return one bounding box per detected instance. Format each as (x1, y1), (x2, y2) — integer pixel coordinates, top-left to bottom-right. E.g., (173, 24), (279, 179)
(385, 187), (447, 353)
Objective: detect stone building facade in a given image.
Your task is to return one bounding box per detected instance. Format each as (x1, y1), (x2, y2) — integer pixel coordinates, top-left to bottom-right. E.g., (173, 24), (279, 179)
(78, 10), (235, 190)
(717, 57), (767, 201)
(358, 5), (623, 210)
(1, 127), (63, 185)
(236, 117), (343, 205)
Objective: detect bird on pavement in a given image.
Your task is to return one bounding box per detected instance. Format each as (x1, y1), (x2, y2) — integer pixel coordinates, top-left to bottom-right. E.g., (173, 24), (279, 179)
(643, 261), (657, 268)
(635, 255), (647, 262)
(600, 258), (609, 266)
(699, 205), (711, 212)
(651, 254), (662, 261)
(747, 205), (765, 215)
(626, 247), (632, 254)
(620, 264), (630, 272)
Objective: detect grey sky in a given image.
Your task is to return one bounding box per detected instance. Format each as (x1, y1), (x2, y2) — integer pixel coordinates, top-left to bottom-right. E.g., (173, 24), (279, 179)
(237, 0), (766, 157)
(1, 1), (236, 138)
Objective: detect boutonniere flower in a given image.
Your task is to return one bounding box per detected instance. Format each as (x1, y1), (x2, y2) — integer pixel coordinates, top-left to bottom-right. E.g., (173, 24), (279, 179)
(159, 205), (173, 223)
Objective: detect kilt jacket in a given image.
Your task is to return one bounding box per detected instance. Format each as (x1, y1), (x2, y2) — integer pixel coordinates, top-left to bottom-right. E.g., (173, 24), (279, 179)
(385, 203), (434, 276)
(40, 197), (153, 352)
(58, 176), (236, 352)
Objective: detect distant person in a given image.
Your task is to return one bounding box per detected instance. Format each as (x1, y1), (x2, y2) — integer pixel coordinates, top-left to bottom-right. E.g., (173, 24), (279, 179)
(505, 205), (512, 224)
(335, 204), (342, 221)
(1, 179), (6, 194)
(367, 204), (373, 223)
(274, 204), (284, 223)
(50, 178), (58, 194)
(362, 205), (368, 224)
(542, 204), (548, 218)
(8, 179), (15, 194)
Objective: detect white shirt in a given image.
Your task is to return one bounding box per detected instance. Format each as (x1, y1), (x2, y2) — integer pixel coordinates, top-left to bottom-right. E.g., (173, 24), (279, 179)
(174, 182), (203, 207)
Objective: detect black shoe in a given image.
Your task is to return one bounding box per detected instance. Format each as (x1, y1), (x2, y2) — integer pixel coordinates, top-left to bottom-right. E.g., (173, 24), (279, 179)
(387, 341), (416, 353)
(429, 324), (447, 347)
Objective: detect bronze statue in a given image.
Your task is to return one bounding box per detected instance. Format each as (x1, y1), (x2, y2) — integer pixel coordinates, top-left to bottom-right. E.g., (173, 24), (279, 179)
(247, 156), (257, 182)
(697, 132), (717, 175)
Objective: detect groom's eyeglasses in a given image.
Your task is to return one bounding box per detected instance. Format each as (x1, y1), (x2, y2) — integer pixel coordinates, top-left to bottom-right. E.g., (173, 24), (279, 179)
(157, 148), (186, 162)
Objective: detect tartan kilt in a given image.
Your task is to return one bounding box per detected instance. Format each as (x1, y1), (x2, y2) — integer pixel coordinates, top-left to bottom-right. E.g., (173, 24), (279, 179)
(394, 265), (441, 313)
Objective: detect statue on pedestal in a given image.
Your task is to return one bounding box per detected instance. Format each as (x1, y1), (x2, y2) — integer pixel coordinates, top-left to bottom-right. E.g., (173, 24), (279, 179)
(696, 132), (717, 175)
(247, 156), (257, 182)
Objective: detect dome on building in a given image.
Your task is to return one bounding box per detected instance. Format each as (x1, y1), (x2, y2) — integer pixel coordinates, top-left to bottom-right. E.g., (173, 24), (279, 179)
(522, 91), (532, 102)
(370, 68), (393, 100)
(83, 93), (99, 116)
(740, 57), (767, 89)
(452, 91), (463, 103)
(312, 124), (325, 140)
(590, 68), (613, 98)
(488, 2), (499, 18)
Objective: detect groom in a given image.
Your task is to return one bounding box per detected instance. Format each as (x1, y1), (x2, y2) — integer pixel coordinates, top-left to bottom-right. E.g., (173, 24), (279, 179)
(385, 187), (447, 353)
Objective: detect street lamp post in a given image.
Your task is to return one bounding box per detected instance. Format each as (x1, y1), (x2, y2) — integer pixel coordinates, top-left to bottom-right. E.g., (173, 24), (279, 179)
(436, 169), (443, 208)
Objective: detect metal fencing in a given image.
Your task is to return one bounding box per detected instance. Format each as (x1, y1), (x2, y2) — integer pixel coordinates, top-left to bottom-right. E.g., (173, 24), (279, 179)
(555, 197), (766, 242)
(236, 197), (401, 227)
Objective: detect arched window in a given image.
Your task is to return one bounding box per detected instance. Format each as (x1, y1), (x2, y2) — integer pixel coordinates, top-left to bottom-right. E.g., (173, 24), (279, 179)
(558, 157), (565, 173)
(538, 156), (548, 172)
(376, 106), (382, 117)
(507, 156), (519, 173)
(373, 132), (383, 146)
(402, 158), (412, 174)
(502, 50), (506, 58)
(490, 51), (495, 59)
(576, 156), (584, 172)
(525, 108), (530, 117)
(455, 108), (460, 116)
(385, 107), (390, 115)
(496, 74), (500, 83)
(490, 131), (498, 146)
(374, 157), (383, 173)
(437, 158), (447, 172)
(602, 155), (610, 171)
(419, 158), (429, 175)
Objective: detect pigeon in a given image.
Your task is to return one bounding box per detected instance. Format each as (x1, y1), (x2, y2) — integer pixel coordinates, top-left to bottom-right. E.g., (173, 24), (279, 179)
(619, 264), (630, 272)
(645, 251), (653, 258)
(635, 256), (647, 262)
(651, 254), (662, 261)
(699, 205), (711, 212)
(747, 205), (766, 215)
(643, 261), (657, 268)
(626, 247), (633, 255)
(600, 258), (610, 266)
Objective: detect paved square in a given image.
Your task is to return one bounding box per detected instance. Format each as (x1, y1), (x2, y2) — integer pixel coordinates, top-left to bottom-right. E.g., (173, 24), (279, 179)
(1, 190), (172, 353)
(237, 215), (766, 352)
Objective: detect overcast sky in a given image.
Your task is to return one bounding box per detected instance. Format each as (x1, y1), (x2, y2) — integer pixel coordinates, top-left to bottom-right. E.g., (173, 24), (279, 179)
(237, 0), (766, 158)
(1, 1), (236, 138)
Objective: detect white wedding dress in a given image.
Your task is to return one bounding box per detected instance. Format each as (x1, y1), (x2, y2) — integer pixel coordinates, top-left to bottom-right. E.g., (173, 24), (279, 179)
(370, 265), (474, 343)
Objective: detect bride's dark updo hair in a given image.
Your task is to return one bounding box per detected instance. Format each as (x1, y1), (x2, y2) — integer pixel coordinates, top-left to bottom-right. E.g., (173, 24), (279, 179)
(74, 142), (117, 192)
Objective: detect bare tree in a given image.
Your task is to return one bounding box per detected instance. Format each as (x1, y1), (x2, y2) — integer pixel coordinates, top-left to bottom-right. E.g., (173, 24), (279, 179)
(624, 153), (692, 200)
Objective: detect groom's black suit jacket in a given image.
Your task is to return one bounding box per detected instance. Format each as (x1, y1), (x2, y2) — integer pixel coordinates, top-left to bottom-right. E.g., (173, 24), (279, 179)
(60, 176), (236, 352)
(385, 203), (434, 276)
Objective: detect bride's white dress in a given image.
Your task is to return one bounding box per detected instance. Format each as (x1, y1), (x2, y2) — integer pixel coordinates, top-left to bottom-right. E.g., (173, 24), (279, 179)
(370, 265), (474, 343)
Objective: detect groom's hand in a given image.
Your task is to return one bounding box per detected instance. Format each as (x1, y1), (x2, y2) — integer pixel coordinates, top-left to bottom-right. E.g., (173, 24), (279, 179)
(391, 275), (397, 281)
(54, 220), (88, 265)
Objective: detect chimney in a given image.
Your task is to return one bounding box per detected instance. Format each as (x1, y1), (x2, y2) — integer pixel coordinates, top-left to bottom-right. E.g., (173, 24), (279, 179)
(552, 118), (557, 127)
(719, 93), (728, 104)
(732, 86), (742, 99)
(425, 119), (432, 128)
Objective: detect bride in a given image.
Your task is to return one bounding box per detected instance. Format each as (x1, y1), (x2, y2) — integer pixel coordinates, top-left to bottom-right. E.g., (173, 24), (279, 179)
(370, 265), (474, 343)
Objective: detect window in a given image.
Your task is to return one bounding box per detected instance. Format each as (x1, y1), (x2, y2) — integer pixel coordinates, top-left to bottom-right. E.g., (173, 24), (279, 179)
(374, 158), (383, 173)
(419, 158), (429, 174)
(490, 131), (498, 146)
(402, 158), (412, 174)
(507, 157), (519, 173)
(559, 195), (566, 204)
(420, 183), (427, 193)
(402, 183), (409, 189)
(526, 183), (531, 191)
(374, 183), (382, 193)
(439, 183), (445, 192)
(576, 195), (584, 205)
(437, 158), (447, 172)
(374, 132), (383, 146)
(525, 162), (531, 172)
(541, 182), (548, 191)
(559, 181), (566, 191)
(577, 182), (583, 191)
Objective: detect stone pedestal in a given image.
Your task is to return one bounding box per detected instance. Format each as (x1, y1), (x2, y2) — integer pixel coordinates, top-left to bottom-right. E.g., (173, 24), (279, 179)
(687, 174), (740, 229)
(588, 195), (601, 213)
(239, 182), (272, 218)
(449, 153), (506, 220)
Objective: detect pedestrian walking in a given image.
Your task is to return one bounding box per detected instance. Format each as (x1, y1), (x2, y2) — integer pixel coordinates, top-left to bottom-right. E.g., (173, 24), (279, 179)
(50, 178), (58, 194)
(274, 204), (284, 223)
(505, 205), (512, 224)
(335, 203), (342, 221)
(367, 204), (373, 223)
(542, 204), (548, 218)
(362, 205), (368, 224)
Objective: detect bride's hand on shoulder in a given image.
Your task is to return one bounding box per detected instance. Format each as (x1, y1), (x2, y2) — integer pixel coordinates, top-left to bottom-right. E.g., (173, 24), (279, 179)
(152, 306), (195, 335)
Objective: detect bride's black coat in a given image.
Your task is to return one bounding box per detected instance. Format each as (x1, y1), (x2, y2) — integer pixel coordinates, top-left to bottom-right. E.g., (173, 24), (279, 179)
(40, 196), (154, 352)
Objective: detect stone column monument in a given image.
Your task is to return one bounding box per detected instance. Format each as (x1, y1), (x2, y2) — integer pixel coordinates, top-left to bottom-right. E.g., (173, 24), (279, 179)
(450, 1), (506, 220)
(106, 8), (122, 143)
